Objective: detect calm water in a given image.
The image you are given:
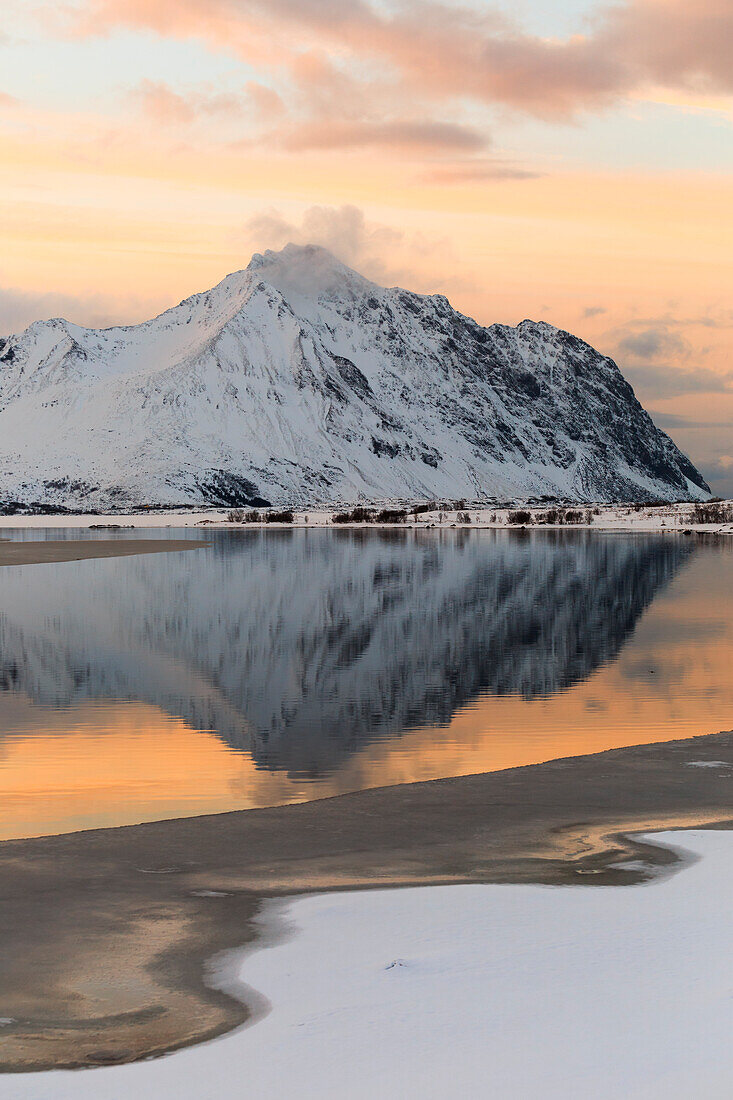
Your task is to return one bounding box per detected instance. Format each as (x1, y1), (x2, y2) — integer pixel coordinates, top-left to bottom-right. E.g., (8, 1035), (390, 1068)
(0, 528), (731, 839)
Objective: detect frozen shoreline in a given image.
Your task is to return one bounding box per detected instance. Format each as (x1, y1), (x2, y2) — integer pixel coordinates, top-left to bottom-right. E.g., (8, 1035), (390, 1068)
(1, 733), (732, 1076)
(6, 828), (733, 1100)
(0, 499), (731, 535)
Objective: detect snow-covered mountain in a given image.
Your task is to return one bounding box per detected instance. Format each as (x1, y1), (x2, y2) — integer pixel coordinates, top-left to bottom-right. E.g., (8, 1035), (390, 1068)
(0, 245), (708, 507)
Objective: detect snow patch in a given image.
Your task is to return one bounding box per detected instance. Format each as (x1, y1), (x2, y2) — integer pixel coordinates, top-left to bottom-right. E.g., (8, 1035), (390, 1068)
(9, 830), (733, 1100)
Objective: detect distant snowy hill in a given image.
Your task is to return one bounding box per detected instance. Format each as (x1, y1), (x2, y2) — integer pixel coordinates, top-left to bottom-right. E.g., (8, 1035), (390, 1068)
(0, 244), (709, 507)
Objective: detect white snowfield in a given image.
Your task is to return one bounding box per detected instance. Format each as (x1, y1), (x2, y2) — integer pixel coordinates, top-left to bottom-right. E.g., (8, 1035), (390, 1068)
(7, 830), (733, 1100)
(0, 244), (709, 510)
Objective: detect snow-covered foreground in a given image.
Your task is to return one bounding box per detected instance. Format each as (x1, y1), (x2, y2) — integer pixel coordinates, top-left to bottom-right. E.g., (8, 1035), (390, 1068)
(6, 830), (733, 1100)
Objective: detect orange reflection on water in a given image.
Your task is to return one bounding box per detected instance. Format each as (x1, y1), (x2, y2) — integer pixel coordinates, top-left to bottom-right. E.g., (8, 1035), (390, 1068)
(0, 546), (731, 840)
(0, 703), (297, 840)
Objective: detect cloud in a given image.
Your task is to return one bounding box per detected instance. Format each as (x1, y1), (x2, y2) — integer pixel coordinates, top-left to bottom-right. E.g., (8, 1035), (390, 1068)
(623, 362), (733, 399)
(609, 317), (733, 398)
(246, 81), (286, 121)
(582, 306), (607, 319)
(626, 311), (733, 332)
(243, 205), (401, 273)
(0, 286), (159, 334)
(699, 455), (733, 498)
(130, 80), (196, 125)
(261, 49), (494, 159)
(241, 203), (469, 294)
(644, 410), (733, 497)
(422, 160), (541, 183)
(616, 326), (689, 360)
(123, 55), (498, 167)
(0, 91), (19, 109)
(130, 79), (245, 126)
(60, 0), (733, 122)
(278, 118), (488, 153)
(606, 0), (733, 96)
(649, 412), (733, 431)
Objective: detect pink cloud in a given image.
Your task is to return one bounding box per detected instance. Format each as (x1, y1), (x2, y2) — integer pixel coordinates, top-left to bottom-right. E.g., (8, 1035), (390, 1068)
(606, 0), (733, 94)
(130, 80), (252, 127)
(61, 0), (733, 120)
(278, 118), (488, 153)
(245, 81), (286, 121)
(130, 80), (196, 125)
(126, 48), (492, 161)
(422, 160), (542, 183)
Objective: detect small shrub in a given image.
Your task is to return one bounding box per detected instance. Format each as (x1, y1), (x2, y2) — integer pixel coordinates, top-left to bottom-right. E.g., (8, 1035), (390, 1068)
(376, 508), (407, 523)
(351, 506), (375, 523)
(332, 506), (374, 523)
(227, 508), (245, 523)
(245, 510), (261, 523)
(265, 510), (294, 523)
(691, 502), (733, 524)
(508, 509), (531, 525)
(457, 511), (471, 524)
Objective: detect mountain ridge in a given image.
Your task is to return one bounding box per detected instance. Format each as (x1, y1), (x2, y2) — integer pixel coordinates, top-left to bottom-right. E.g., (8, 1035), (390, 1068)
(0, 244), (709, 508)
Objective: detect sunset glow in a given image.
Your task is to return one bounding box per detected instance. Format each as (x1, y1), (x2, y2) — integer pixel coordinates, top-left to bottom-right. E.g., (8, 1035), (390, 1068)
(1, 0), (731, 491)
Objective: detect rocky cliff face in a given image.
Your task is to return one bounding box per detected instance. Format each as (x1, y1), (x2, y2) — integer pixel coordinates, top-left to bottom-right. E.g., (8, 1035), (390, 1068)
(0, 245), (708, 507)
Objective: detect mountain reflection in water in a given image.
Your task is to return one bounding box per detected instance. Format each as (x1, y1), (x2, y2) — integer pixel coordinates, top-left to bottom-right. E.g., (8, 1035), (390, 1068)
(0, 529), (731, 838)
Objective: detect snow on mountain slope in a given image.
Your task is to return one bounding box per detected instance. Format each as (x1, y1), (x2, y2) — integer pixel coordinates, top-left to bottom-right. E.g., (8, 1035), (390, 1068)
(0, 244), (709, 507)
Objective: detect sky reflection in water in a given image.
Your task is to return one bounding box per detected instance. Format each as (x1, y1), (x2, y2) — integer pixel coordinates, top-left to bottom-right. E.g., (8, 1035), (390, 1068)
(0, 528), (730, 838)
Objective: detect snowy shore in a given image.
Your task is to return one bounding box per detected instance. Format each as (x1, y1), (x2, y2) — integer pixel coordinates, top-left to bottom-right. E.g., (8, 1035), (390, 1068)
(0, 499), (731, 535)
(7, 828), (732, 1100)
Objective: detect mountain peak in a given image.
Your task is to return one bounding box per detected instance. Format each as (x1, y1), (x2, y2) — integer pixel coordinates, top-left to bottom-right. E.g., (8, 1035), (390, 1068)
(248, 242), (345, 270)
(0, 253), (709, 508)
(246, 243), (373, 305)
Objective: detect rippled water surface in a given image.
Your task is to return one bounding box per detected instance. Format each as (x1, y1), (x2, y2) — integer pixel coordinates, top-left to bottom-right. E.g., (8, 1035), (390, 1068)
(0, 528), (731, 838)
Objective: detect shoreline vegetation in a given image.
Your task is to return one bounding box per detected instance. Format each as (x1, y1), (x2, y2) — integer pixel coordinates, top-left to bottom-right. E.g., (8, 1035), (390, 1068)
(0, 499), (731, 535)
(1, 731), (732, 1073)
